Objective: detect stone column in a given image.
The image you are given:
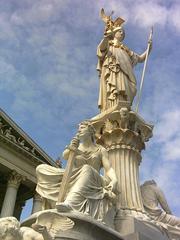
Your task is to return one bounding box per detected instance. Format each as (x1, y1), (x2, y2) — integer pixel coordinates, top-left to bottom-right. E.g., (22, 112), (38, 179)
(0, 170), (24, 217)
(31, 193), (42, 214)
(94, 108), (153, 234)
(98, 128), (145, 215)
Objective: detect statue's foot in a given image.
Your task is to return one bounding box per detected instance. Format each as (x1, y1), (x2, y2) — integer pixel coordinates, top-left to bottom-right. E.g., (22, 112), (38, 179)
(56, 202), (73, 212)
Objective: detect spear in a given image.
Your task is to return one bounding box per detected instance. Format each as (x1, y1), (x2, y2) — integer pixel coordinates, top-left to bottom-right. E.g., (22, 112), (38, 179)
(57, 134), (79, 204)
(135, 27), (153, 113)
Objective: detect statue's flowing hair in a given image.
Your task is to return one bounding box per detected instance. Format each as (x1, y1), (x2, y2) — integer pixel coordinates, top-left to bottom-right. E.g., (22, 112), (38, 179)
(79, 120), (96, 142)
(0, 217), (22, 240)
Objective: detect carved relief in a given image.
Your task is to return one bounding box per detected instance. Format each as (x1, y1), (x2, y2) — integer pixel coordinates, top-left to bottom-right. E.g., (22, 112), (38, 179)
(4, 127), (17, 143)
(0, 215), (74, 240)
(97, 109), (153, 144)
(0, 116), (40, 158)
(18, 138), (30, 151)
(0, 118), (7, 134)
(119, 107), (129, 129)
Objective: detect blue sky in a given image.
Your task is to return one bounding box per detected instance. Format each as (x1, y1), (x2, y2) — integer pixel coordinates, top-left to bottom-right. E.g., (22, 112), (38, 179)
(0, 0), (180, 219)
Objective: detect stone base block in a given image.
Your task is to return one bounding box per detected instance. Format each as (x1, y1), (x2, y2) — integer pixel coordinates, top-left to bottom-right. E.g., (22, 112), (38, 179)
(21, 210), (124, 240)
(21, 210), (170, 240)
(115, 216), (169, 240)
(54, 212), (123, 240)
(124, 232), (155, 240)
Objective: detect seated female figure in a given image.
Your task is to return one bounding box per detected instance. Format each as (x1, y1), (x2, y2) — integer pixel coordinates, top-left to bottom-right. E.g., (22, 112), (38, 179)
(36, 121), (118, 221)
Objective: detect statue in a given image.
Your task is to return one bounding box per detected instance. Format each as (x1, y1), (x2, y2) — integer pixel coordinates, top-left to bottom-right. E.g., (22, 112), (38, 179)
(97, 9), (152, 111)
(141, 180), (180, 230)
(0, 118), (5, 133)
(4, 127), (17, 143)
(18, 138), (30, 151)
(19, 8), (180, 240)
(0, 216), (52, 240)
(0, 215), (75, 240)
(36, 121), (118, 222)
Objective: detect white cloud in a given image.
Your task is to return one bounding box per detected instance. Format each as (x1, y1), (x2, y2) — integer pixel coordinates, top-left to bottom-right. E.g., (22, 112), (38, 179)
(97, 0), (180, 34)
(0, 58), (26, 91)
(155, 110), (180, 143)
(97, 0), (130, 21)
(132, 2), (168, 28)
(163, 138), (180, 161)
(149, 109), (180, 161)
(169, 4), (180, 32)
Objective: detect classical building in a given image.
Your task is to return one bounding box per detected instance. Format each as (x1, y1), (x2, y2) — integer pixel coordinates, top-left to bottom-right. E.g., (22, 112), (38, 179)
(0, 108), (57, 220)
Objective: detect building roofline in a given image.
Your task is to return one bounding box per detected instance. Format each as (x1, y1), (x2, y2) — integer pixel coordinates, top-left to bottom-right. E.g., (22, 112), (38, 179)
(0, 108), (57, 166)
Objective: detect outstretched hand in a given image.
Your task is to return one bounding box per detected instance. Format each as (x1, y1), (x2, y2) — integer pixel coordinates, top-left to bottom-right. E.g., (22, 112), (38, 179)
(148, 39), (152, 54)
(32, 224), (53, 240)
(104, 26), (121, 39)
(32, 224), (47, 234)
(104, 30), (114, 39)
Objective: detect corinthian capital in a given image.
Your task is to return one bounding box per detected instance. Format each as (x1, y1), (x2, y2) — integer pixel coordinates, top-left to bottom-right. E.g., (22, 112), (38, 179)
(8, 170), (26, 188)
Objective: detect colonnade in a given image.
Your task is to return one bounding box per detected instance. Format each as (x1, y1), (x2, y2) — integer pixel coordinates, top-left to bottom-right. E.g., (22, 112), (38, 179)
(0, 170), (42, 219)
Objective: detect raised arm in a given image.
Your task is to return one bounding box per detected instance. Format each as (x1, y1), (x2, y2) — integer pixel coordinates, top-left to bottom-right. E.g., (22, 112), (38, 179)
(62, 135), (80, 160)
(97, 29), (115, 54)
(98, 36), (109, 52)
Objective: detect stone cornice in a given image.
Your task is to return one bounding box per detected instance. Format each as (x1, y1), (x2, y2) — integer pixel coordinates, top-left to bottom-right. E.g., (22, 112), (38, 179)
(0, 134), (47, 166)
(0, 108), (57, 167)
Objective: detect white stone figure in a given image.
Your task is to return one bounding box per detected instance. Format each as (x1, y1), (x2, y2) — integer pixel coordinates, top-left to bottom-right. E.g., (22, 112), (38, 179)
(119, 107), (129, 129)
(0, 216), (52, 240)
(36, 121), (118, 222)
(0, 118), (5, 133)
(18, 138), (30, 151)
(32, 211), (75, 237)
(21, 225), (52, 240)
(141, 180), (180, 229)
(4, 127), (17, 143)
(97, 9), (152, 111)
(0, 217), (22, 240)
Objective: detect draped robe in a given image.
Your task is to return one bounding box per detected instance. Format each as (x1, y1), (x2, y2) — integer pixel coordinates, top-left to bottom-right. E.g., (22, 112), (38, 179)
(97, 41), (139, 111)
(36, 146), (116, 221)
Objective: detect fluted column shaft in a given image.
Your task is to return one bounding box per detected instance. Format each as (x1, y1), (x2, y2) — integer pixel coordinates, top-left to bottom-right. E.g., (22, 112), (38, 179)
(98, 128), (146, 215)
(94, 108), (153, 235)
(1, 171), (24, 217)
(108, 146), (144, 213)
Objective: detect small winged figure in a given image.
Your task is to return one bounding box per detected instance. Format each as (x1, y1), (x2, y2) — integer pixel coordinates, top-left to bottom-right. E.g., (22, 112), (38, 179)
(32, 211), (75, 239)
(100, 8), (125, 36)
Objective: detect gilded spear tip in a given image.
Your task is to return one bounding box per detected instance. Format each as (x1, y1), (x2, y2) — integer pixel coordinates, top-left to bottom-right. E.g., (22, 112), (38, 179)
(148, 26), (153, 43)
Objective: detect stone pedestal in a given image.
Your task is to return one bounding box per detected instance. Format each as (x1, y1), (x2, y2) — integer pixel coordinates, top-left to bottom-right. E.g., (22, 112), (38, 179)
(21, 210), (169, 240)
(115, 216), (169, 240)
(0, 170), (24, 217)
(21, 210), (125, 240)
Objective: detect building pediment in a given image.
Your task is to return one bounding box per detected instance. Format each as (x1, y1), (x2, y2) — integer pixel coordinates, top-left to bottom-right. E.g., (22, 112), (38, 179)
(0, 108), (56, 166)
